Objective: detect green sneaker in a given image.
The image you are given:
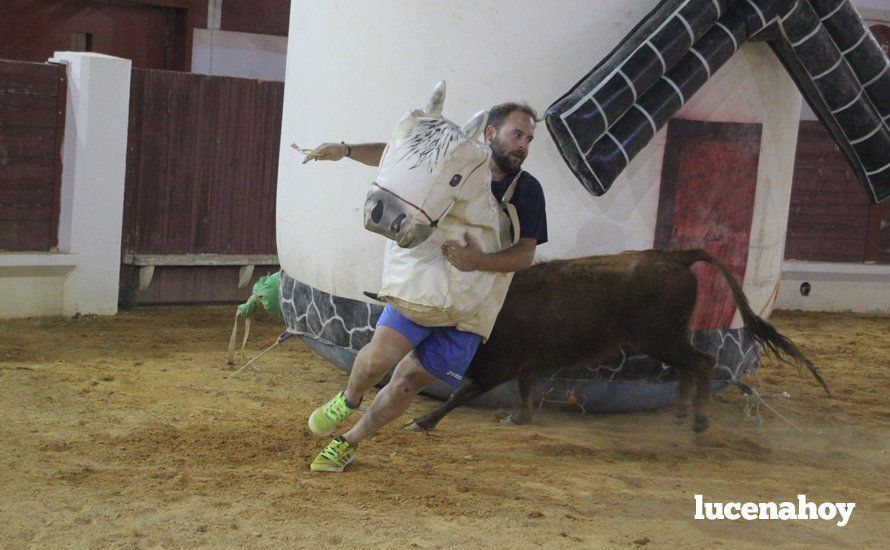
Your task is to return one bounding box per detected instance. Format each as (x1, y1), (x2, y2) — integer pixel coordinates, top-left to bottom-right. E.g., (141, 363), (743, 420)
(310, 436), (356, 472)
(308, 392), (358, 437)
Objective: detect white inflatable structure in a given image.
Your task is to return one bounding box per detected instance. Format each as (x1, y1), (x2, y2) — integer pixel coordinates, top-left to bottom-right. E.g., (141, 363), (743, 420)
(276, 1), (804, 412)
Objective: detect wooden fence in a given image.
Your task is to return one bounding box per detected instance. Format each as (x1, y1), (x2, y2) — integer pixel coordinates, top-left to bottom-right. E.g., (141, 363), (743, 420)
(0, 59), (66, 251)
(121, 68), (283, 304)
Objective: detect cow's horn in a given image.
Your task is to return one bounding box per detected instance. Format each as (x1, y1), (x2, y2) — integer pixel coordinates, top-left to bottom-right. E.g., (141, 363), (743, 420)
(425, 81), (446, 117)
(461, 109), (487, 140)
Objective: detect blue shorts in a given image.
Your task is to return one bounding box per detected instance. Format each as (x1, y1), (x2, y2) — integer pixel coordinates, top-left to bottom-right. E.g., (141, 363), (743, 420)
(376, 305), (481, 387)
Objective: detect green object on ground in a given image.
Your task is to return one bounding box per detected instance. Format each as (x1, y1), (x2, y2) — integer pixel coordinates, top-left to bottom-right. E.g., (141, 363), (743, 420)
(236, 298), (259, 318)
(237, 272), (280, 317)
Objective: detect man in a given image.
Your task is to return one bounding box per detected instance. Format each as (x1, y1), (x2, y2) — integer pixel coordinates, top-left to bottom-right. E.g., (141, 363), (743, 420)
(302, 103), (547, 472)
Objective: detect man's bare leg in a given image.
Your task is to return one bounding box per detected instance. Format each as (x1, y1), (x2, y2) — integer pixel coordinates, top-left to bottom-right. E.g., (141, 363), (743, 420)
(342, 326), (413, 407)
(342, 352), (436, 445)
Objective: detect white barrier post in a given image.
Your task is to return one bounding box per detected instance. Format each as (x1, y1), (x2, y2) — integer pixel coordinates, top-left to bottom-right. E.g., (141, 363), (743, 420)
(52, 52), (132, 316)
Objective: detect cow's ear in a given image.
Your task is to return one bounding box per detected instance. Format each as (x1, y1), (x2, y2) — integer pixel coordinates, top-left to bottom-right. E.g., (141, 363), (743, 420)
(462, 110), (488, 140)
(424, 81), (446, 117)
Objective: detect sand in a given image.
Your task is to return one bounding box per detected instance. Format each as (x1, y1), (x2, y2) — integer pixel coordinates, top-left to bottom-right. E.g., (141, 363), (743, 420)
(0, 307), (887, 549)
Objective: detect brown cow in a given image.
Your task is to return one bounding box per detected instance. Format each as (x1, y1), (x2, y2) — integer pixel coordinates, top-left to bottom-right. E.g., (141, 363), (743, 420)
(405, 249), (830, 433)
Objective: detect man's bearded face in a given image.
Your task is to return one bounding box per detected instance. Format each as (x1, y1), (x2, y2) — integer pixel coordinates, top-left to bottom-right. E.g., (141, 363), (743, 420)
(488, 111), (535, 175)
(490, 134), (526, 174)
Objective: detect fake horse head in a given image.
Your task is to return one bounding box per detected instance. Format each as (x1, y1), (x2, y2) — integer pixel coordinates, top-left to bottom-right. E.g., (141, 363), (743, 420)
(363, 81), (490, 248)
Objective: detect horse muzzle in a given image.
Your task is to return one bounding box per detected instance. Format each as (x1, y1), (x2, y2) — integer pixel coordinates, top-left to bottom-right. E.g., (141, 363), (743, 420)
(363, 188), (435, 248)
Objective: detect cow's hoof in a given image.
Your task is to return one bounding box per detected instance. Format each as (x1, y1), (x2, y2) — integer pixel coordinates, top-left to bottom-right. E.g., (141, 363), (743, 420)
(403, 420), (431, 432)
(694, 416), (710, 433)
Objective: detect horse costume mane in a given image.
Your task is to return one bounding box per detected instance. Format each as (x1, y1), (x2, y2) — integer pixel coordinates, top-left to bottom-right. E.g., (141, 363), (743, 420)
(363, 82), (518, 340)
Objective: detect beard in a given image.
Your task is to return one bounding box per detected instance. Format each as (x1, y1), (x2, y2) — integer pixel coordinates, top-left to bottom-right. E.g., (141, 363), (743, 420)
(490, 136), (526, 175)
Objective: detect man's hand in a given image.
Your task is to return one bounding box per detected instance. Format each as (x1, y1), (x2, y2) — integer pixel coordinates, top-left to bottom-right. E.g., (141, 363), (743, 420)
(442, 233), (485, 272)
(296, 142), (348, 164)
(443, 236), (537, 274)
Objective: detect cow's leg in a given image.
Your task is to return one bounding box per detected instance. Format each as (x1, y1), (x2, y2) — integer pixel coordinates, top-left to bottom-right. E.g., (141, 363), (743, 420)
(404, 379), (488, 432)
(646, 340), (716, 433)
(504, 372), (536, 425)
(690, 350), (716, 433)
(675, 369), (694, 419)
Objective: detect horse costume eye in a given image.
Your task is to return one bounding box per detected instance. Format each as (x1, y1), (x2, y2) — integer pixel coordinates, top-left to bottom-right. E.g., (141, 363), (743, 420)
(449, 174), (462, 187)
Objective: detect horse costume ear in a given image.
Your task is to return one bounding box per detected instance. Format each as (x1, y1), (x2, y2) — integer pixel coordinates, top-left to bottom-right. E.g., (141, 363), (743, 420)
(461, 110), (487, 140)
(425, 81), (446, 117)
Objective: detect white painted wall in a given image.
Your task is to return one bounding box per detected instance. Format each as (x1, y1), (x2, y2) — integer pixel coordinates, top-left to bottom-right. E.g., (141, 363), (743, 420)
(276, 0), (802, 325)
(857, 0), (890, 10)
(778, 261), (890, 313)
(0, 53), (131, 318)
(0, 260), (73, 318)
(191, 28), (287, 81)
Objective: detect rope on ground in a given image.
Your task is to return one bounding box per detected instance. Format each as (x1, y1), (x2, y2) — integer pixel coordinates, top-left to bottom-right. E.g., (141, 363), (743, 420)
(227, 331), (295, 380)
(537, 387), (587, 414)
(733, 381), (804, 433)
(226, 295), (261, 365)
(226, 311), (241, 365)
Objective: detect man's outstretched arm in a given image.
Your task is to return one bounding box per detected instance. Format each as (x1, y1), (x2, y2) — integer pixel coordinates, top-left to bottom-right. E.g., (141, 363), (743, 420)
(301, 142), (386, 167)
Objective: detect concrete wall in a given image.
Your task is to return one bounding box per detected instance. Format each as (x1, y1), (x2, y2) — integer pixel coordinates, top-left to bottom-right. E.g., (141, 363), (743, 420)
(0, 53), (131, 318)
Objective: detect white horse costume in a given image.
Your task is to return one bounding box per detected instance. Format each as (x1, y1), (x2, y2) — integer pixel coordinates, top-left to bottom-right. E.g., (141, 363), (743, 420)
(364, 82), (519, 340)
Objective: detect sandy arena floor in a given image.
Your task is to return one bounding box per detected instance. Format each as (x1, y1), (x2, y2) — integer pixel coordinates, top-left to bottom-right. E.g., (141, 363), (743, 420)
(0, 307), (887, 548)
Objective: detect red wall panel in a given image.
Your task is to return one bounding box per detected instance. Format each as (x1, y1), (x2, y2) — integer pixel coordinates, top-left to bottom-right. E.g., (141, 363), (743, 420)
(656, 119), (762, 330)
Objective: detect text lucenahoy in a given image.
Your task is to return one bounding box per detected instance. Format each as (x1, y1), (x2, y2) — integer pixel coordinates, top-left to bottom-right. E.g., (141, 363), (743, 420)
(694, 495), (855, 527)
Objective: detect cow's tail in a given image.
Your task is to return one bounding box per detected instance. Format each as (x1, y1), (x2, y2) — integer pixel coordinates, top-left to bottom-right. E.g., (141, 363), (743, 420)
(676, 249), (831, 397)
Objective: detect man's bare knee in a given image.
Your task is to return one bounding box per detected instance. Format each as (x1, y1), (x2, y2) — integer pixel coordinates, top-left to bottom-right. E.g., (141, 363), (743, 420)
(355, 327), (412, 373)
(392, 374), (423, 395)
(355, 344), (397, 375)
(390, 355), (434, 396)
